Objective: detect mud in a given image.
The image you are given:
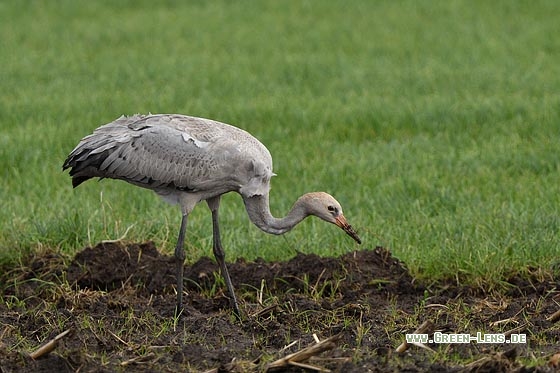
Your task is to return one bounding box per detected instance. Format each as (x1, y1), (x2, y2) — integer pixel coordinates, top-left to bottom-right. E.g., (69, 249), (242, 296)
(1, 242), (558, 372)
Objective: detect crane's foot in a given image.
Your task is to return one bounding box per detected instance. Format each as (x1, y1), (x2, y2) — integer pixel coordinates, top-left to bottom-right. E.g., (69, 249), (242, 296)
(174, 302), (185, 319)
(219, 263), (242, 321)
(229, 294), (242, 321)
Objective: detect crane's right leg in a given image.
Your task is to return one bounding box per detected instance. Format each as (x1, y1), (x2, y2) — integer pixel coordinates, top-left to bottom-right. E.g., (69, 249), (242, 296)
(174, 213), (188, 317)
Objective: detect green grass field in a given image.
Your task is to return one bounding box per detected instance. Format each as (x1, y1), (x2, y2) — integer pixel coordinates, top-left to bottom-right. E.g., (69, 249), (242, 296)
(1, 0), (559, 288)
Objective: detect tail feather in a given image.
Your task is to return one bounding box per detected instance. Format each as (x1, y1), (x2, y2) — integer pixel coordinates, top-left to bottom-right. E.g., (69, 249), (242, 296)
(63, 145), (113, 187)
(63, 116), (141, 188)
(71, 175), (92, 188)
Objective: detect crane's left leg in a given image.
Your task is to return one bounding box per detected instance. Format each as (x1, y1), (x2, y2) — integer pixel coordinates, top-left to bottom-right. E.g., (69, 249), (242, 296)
(174, 213), (188, 317)
(207, 197), (241, 319)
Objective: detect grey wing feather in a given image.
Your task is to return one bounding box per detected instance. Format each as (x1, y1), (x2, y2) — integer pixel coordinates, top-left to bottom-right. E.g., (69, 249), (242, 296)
(64, 115), (211, 190)
(63, 114), (272, 195)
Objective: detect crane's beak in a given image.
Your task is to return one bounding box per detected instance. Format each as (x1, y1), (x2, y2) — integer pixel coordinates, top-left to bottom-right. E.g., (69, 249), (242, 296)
(335, 215), (362, 244)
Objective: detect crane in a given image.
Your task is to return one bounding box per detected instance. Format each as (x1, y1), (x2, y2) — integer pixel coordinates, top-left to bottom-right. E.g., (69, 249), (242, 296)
(63, 114), (361, 317)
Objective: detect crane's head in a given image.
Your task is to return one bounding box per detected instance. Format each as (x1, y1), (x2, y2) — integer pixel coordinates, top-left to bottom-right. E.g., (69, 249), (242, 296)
(302, 192), (362, 244)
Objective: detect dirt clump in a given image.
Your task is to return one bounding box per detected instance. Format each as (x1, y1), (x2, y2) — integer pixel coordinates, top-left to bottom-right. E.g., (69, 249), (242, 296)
(0, 242), (558, 372)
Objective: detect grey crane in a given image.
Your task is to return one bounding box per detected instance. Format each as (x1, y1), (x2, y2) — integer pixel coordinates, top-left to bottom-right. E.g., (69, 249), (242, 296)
(63, 114), (361, 316)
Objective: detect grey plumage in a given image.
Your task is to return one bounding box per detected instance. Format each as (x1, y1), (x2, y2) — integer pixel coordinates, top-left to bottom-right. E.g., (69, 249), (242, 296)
(63, 114), (361, 317)
(64, 114), (273, 200)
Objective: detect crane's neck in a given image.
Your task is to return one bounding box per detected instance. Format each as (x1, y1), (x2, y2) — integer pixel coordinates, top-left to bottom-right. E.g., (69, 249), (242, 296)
(242, 194), (309, 235)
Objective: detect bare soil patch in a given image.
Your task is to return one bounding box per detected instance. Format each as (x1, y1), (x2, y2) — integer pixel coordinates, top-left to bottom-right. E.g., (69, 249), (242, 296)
(1, 242), (559, 372)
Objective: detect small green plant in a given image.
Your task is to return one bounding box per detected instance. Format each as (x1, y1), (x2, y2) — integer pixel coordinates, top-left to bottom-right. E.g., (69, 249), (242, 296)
(354, 310), (373, 349)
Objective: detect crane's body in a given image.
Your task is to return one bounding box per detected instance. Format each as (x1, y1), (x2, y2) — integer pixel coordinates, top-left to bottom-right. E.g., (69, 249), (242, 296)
(63, 114), (361, 317)
(66, 114), (274, 210)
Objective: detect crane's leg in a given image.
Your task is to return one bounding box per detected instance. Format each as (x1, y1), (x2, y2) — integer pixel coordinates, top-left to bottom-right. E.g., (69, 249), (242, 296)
(174, 213), (188, 316)
(207, 197), (241, 319)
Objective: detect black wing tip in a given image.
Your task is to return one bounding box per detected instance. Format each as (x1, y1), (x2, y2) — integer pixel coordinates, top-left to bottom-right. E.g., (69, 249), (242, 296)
(62, 158), (85, 188)
(62, 157), (72, 171)
(71, 176), (91, 188)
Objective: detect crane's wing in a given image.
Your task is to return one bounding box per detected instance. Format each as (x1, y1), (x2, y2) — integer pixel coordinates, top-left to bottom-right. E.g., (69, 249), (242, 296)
(63, 114), (273, 196)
